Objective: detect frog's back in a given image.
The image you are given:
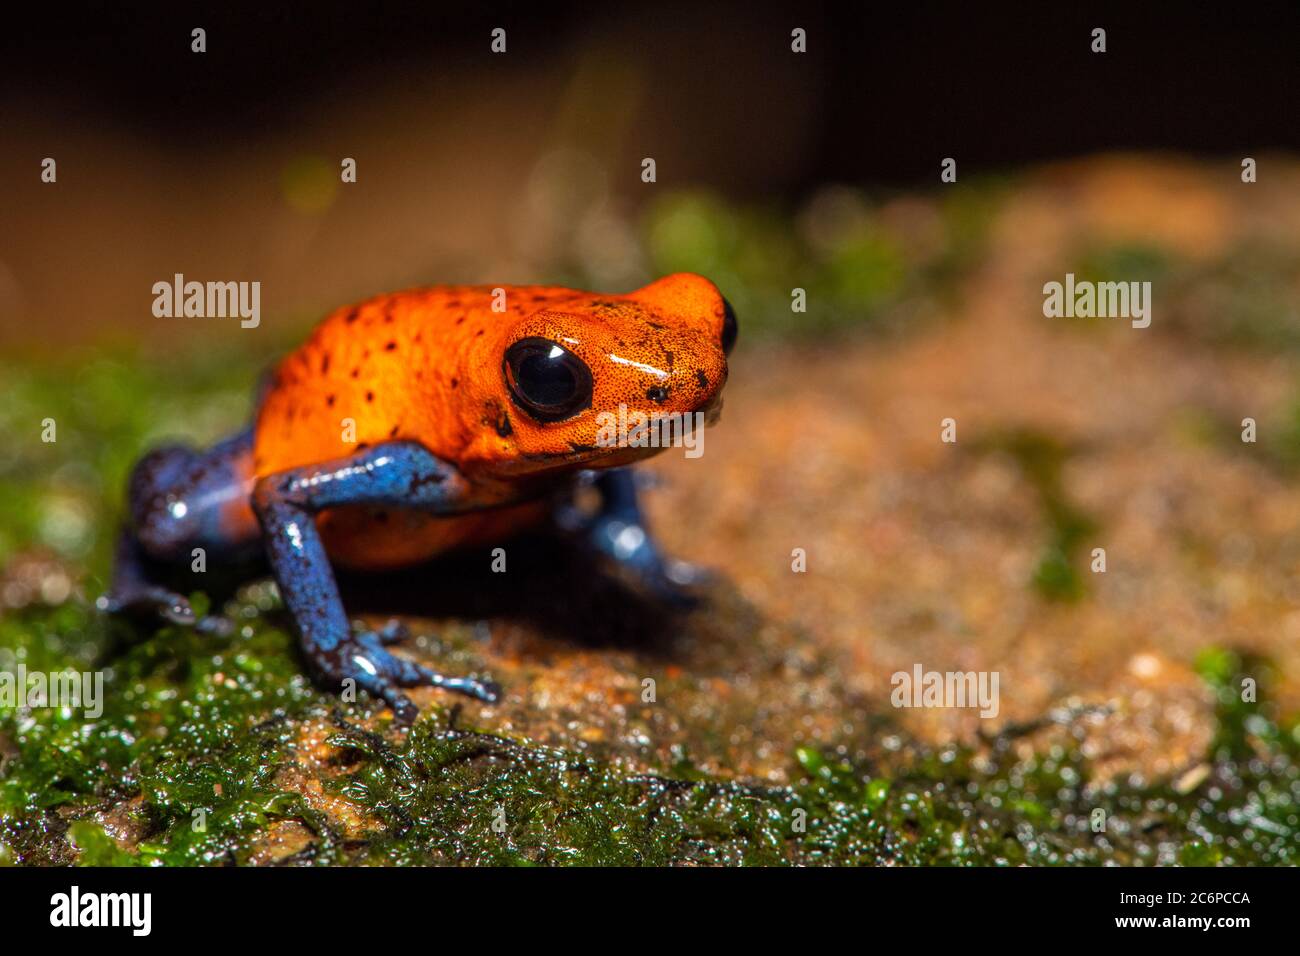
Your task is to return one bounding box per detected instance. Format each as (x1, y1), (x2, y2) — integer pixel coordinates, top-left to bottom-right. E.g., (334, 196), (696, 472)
(251, 285), (576, 569)
(253, 285), (577, 478)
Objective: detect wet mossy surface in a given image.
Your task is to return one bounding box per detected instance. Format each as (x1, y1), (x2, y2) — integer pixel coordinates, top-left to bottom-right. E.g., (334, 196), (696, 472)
(2, 592), (1296, 866)
(6, 163), (1300, 866)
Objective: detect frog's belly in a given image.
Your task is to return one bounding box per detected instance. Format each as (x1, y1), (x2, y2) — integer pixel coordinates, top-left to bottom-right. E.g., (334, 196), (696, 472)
(318, 501), (551, 571)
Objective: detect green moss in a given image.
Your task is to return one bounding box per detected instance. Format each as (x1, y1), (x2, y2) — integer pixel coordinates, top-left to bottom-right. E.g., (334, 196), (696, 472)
(973, 430), (1099, 603)
(2, 268), (1298, 866)
(0, 347), (267, 575)
(0, 597), (325, 865)
(1169, 241), (1300, 351)
(641, 183), (1000, 341)
(1065, 238), (1300, 352)
(2, 593), (1296, 866)
(1076, 242), (1173, 289)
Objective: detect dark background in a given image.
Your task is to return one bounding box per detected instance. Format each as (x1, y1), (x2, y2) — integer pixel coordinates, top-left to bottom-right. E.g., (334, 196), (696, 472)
(1, 1), (1294, 343)
(4, 2), (1296, 194)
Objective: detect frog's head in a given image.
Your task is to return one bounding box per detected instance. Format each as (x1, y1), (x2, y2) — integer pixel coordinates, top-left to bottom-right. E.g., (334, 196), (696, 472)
(472, 273), (735, 477)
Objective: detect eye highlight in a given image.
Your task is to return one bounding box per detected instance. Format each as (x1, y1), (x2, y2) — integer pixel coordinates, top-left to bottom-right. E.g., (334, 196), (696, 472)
(503, 337), (594, 423)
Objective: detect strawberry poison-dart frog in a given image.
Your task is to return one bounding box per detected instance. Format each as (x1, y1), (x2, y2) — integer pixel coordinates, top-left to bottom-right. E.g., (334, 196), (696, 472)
(100, 273), (736, 722)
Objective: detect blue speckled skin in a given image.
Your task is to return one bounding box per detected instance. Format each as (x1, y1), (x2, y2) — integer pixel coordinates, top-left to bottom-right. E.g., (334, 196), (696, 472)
(585, 470), (707, 605)
(99, 428), (261, 633)
(249, 442), (501, 720)
(103, 436), (690, 722)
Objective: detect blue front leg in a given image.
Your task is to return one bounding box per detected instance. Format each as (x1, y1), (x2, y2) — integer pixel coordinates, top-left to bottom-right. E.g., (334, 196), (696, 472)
(584, 468), (712, 608)
(251, 442), (500, 723)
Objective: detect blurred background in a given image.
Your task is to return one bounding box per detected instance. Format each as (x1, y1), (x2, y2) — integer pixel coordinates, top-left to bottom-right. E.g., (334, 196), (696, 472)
(1, 2), (1300, 866)
(0, 2), (1296, 346)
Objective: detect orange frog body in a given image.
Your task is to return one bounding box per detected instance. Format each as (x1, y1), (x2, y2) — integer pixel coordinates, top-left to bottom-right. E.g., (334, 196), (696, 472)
(256, 275), (730, 569)
(103, 273), (736, 721)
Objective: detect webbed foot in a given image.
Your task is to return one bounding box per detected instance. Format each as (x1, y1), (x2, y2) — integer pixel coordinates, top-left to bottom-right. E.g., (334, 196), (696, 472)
(314, 629), (500, 724)
(96, 586), (233, 636)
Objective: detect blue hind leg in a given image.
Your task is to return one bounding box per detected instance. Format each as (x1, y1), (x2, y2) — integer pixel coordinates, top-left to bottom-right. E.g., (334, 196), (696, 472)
(99, 428), (261, 633)
(100, 530), (230, 632)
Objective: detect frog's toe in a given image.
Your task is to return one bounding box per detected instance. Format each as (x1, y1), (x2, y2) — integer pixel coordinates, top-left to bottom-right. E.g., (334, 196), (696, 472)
(368, 618), (410, 645)
(392, 653), (502, 704)
(628, 556), (716, 610)
(349, 669), (420, 725)
(664, 557), (718, 591)
(421, 670), (502, 704)
(342, 632), (501, 720)
(643, 570), (709, 610)
(193, 613), (235, 637)
(98, 585), (232, 634)
(98, 585), (184, 620)
(380, 686), (422, 726)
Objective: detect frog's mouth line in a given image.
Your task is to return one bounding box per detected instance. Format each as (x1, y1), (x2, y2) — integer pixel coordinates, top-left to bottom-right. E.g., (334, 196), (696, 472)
(522, 444), (660, 468)
(507, 391), (724, 474)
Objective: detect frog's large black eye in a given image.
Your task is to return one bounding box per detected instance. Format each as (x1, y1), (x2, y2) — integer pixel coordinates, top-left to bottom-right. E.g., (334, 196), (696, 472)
(503, 337), (593, 423)
(721, 297), (738, 355)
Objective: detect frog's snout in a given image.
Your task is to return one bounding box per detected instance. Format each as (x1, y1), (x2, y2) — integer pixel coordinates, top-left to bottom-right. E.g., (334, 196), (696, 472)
(668, 340), (727, 418)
